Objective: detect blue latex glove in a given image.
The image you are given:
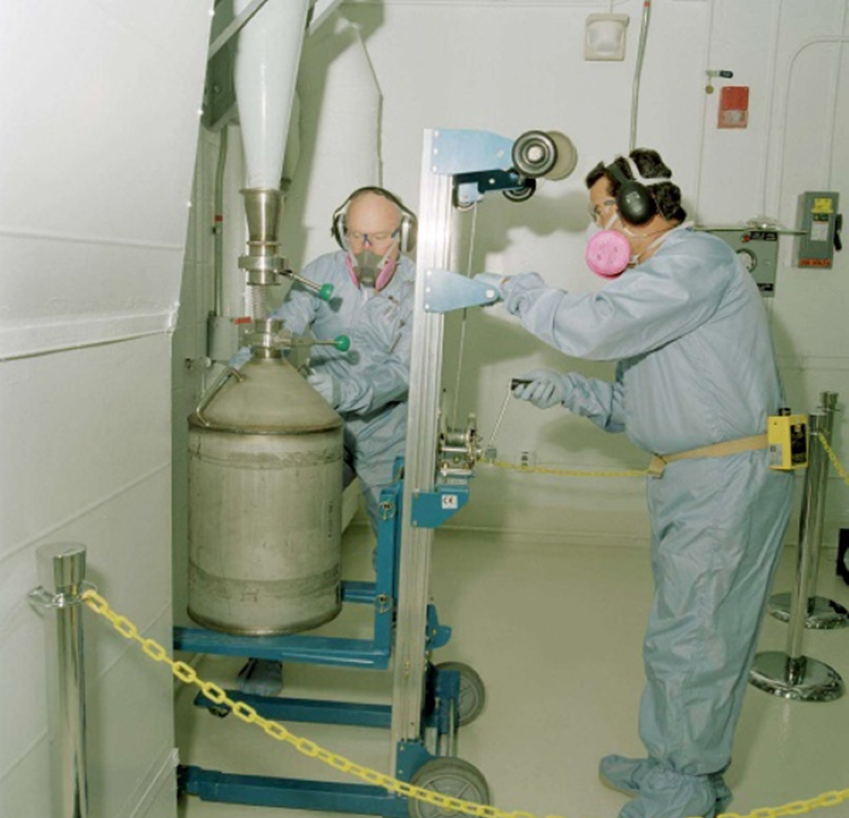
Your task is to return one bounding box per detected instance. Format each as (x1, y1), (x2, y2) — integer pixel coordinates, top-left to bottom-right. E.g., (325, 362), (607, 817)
(473, 272), (508, 301)
(512, 369), (569, 409)
(502, 272), (546, 315)
(307, 371), (341, 409)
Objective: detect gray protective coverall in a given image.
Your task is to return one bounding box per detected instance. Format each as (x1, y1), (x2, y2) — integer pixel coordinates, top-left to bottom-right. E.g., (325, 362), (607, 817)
(503, 226), (793, 818)
(275, 251), (414, 531)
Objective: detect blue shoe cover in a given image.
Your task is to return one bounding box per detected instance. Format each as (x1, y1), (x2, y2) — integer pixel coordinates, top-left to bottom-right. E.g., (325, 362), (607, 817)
(599, 755), (658, 796)
(712, 777), (732, 814)
(600, 755), (732, 814)
(617, 767), (719, 818)
(237, 658), (283, 697)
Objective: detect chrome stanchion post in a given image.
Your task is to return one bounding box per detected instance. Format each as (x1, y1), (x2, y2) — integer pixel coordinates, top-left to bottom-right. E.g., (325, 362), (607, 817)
(769, 392), (848, 628)
(30, 543), (91, 818)
(750, 395), (845, 701)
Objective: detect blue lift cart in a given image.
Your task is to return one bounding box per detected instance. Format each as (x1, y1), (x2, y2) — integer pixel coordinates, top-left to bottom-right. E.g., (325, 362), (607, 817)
(174, 464), (489, 816)
(174, 127), (577, 817)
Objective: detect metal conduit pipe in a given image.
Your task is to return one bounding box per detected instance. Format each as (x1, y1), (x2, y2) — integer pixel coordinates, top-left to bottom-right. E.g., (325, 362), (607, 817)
(213, 125), (229, 318)
(629, 0), (651, 153)
(30, 543), (91, 818)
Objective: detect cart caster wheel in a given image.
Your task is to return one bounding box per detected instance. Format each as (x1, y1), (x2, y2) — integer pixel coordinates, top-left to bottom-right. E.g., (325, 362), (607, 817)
(206, 705), (231, 719)
(502, 178), (536, 203)
(436, 661), (486, 726)
(513, 130), (578, 181)
(408, 757), (491, 818)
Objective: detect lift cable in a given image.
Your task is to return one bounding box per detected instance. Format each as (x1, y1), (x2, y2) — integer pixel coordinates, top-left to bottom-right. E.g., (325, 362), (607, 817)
(450, 205), (478, 430)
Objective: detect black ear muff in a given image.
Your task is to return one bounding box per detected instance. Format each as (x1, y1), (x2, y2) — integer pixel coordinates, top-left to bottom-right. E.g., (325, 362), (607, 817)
(398, 208), (417, 254)
(606, 161), (657, 226)
(330, 186), (418, 254)
(330, 202), (349, 250)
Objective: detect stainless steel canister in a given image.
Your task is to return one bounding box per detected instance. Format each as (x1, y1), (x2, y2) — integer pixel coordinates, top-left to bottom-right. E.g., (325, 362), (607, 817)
(188, 356), (344, 634)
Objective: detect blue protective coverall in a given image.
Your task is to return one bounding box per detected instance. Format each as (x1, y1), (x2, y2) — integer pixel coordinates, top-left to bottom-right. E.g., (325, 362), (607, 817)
(274, 251), (414, 531)
(502, 227), (794, 818)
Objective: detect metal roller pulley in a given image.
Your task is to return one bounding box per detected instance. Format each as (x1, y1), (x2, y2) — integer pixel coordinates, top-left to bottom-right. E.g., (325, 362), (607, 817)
(512, 129), (578, 181)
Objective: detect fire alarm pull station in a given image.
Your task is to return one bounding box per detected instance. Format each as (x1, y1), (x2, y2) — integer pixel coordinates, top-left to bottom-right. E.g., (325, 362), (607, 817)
(797, 191), (842, 268)
(718, 85), (749, 129)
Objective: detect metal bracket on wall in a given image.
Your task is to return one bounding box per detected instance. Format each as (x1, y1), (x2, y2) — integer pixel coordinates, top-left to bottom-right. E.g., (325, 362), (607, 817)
(209, 0), (270, 62)
(203, 0), (271, 130)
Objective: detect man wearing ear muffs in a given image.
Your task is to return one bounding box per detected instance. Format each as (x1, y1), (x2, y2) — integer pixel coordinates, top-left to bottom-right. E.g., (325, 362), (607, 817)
(284, 185), (417, 531)
(476, 149), (793, 818)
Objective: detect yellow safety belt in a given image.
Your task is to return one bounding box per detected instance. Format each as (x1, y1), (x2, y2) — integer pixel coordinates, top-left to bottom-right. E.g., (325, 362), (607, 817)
(647, 434), (769, 478)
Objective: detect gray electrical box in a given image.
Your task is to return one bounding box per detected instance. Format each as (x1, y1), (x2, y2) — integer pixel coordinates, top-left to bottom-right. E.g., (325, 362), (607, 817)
(701, 227), (779, 296)
(797, 191), (840, 269)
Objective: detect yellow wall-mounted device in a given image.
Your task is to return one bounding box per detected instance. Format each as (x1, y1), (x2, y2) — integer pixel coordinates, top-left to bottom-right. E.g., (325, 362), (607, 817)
(768, 409), (808, 470)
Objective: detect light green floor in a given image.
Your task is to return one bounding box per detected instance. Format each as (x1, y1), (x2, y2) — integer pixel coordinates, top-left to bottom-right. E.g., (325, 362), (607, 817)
(176, 525), (849, 818)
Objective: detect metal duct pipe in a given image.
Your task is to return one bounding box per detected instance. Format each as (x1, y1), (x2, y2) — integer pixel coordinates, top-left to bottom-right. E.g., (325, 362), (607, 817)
(233, 0), (310, 302)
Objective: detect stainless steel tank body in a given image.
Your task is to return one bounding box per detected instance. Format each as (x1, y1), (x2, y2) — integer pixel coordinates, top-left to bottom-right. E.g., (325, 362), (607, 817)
(188, 355), (344, 635)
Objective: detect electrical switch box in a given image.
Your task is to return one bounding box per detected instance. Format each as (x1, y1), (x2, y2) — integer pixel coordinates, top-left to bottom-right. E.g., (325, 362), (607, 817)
(702, 227), (779, 296)
(797, 191), (841, 268)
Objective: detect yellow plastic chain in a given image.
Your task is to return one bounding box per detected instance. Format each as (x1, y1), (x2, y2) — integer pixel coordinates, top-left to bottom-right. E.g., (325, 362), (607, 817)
(819, 433), (849, 486)
(482, 459), (648, 478)
(81, 588), (849, 818)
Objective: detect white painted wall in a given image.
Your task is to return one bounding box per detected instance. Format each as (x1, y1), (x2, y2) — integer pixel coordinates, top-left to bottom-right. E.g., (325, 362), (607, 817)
(0, 2), (211, 817)
(260, 0), (849, 545)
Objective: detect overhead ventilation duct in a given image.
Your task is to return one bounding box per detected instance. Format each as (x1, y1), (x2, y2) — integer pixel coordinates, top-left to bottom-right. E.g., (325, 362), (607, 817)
(234, 0), (310, 308)
(234, 0), (309, 189)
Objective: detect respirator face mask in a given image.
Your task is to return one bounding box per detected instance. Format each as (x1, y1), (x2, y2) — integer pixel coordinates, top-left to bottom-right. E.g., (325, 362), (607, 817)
(585, 212), (632, 279)
(585, 212), (674, 278)
(346, 241), (399, 291)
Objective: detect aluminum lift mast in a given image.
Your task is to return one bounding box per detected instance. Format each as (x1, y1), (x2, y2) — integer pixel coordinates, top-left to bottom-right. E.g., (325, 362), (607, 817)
(390, 127), (577, 769)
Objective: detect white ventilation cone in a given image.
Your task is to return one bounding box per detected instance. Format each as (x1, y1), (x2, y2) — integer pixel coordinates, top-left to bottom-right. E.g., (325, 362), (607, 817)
(234, 0), (310, 190)
(234, 0), (310, 297)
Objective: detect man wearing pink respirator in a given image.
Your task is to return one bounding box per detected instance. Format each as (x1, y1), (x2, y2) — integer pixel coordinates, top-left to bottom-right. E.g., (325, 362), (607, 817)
(290, 187), (417, 532)
(475, 149), (792, 818)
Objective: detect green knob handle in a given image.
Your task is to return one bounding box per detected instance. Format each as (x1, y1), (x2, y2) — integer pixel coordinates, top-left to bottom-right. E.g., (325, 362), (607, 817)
(318, 283), (334, 301)
(334, 335), (351, 352)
